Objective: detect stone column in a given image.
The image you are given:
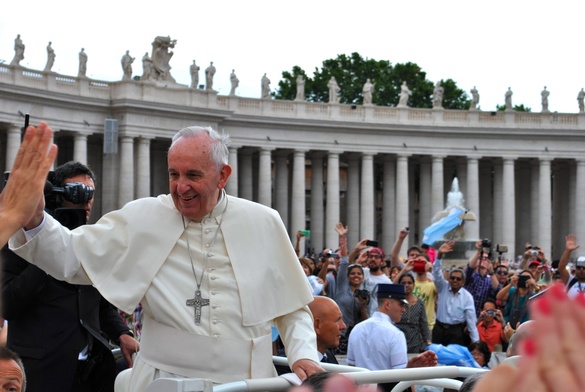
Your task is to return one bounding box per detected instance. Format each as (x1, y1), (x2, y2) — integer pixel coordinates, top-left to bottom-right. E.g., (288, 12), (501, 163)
(5, 125), (21, 170)
(396, 154), (410, 243)
(360, 152), (375, 241)
(310, 154), (325, 253)
(466, 157), (480, 240)
(239, 150), (253, 201)
(479, 161), (493, 239)
(325, 151), (341, 249)
(274, 152), (289, 229)
(530, 161), (540, 242)
(226, 146), (239, 197)
(419, 157), (432, 234)
(258, 147), (273, 207)
(118, 136), (135, 207)
(382, 156), (396, 255)
(538, 158), (552, 258)
(502, 158), (516, 259)
(552, 162), (570, 258)
(575, 160), (585, 244)
(346, 155), (361, 251)
(291, 150), (307, 244)
(136, 137), (151, 198)
(73, 133), (89, 164)
(492, 161), (503, 245)
(431, 156), (445, 216)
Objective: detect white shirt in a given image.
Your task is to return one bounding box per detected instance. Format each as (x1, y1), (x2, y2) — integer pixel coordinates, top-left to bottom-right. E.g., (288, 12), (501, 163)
(347, 311), (407, 370)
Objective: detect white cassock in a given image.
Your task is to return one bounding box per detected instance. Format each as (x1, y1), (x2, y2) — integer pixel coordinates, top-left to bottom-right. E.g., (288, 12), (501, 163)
(10, 194), (317, 391)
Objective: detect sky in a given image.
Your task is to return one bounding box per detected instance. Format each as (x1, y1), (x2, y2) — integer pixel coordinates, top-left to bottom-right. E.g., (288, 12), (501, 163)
(1, 0), (584, 113)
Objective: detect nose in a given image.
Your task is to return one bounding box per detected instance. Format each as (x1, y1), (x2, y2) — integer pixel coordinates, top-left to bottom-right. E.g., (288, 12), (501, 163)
(339, 320), (347, 331)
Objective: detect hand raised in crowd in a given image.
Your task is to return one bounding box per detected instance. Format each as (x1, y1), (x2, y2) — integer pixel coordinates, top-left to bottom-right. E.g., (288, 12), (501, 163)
(0, 122), (57, 247)
(437, 240), (455, 259)
(565, 234), (580, 252)
(474, 283), (585, 392)
(398, 227), (410, 240)
(296, 230), (305, 240)
(335, 222), (348, 237)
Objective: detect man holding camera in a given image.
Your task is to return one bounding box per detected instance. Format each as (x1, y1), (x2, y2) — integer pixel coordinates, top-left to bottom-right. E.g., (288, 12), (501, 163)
(1, 161), (139, 392)
(465, 240), (501, 317)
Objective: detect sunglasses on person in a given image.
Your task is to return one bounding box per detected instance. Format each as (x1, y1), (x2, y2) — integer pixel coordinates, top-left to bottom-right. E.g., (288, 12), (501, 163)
(496, 270), (509, 275)
(449, 276), (463, 281)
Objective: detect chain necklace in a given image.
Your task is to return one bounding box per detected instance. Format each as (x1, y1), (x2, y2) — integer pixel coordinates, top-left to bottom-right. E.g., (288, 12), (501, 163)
(182, 192), (228, 324)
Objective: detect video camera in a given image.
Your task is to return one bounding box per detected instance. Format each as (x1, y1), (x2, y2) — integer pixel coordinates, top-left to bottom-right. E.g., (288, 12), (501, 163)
(3, 170), (94, 230)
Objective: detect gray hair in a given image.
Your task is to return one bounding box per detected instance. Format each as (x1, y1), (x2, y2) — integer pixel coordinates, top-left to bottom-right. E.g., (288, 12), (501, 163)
(449, 268), (466, 282)
(170, 126), (230, 170)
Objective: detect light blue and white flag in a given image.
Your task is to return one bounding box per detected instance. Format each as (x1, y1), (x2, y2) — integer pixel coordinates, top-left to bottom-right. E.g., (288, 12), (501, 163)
(422, 207), (465, 245)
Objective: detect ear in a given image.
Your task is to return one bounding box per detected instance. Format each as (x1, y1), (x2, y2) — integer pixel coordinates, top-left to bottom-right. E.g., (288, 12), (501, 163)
(313, 318), (321, 333)
(218, 164), (232, 189)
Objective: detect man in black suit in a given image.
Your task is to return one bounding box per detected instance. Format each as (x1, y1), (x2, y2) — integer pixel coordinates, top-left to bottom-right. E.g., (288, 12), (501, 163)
(1, 161), (139, 392)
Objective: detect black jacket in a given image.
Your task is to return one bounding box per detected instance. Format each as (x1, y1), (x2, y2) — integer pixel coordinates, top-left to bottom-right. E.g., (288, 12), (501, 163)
(1, 246), (129, 392)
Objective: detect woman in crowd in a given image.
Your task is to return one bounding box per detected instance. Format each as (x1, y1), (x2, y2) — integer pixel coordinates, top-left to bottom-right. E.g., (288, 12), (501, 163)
(300, 257), (325, 296)
(497, 270), (538, 327)
(395, 273), (431, 353)
(468, 341), (491, 368)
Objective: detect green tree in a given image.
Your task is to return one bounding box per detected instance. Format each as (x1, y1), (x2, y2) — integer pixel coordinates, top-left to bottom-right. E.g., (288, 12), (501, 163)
(496, 104), (532, 112)
(274, 53), (469, 109)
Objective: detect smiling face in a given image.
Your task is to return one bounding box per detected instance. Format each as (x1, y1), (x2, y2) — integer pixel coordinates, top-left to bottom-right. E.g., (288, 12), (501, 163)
(348, 265), (364, 287)
(168, 134), (231, 221)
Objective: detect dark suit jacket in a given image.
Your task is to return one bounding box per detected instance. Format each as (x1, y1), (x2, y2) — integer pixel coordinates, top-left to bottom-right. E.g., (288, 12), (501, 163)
(1, 246), (129, 392)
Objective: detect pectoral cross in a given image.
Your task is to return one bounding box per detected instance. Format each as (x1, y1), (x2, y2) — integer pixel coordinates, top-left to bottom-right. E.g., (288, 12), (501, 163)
(186, 289), (209, 324)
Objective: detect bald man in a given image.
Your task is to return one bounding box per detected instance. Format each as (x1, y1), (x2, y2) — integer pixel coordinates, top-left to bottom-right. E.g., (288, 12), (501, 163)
(277, 297), (346, 374)
(308, 296), (347, 364)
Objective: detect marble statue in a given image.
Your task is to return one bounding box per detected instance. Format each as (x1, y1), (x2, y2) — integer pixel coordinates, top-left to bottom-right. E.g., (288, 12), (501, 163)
(190, 60), (200, 88)
(397, 81), (411, 107)
(121, 50), (134, 81)
(150, 36), (177, 82)
(295, 74), (305, 101)
(10, 34), (25, 66)
(78, 48), (87, 78)
(43, 41), (55, 73)
(578, 88), (585, 113)
(261, 73), (271, 99)
(362, 78), (374, 105)
(470, 86), (479, 110)
(432, 81), (444, 109)
(541, 86), (550, 113)
(505, 87), (513, 111)
(205, 61), (216, 91)
(327, 76), (340, 104)
(141, 52), (153, 81)
(229, 69), (239, 96)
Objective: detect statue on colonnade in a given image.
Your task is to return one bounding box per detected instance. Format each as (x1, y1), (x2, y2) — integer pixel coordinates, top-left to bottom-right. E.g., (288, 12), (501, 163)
(149, 36), (177, 82)
(10, 34), (25, 66)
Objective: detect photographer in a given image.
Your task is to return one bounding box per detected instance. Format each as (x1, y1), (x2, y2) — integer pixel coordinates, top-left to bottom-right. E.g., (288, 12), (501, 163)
(465, 239), (501, 317)
(1, 161), (139, 392)
(476, 299), (506, 351)
(496, 270), (537, 329)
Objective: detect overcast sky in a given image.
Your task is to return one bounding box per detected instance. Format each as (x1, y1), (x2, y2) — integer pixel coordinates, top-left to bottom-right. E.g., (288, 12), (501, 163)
(1, 0), (583, 113)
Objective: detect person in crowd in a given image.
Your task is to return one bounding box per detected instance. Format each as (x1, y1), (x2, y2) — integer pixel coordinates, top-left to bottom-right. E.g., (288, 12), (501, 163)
(347, 283), (437, 392)
(8, 124), (322, 389)
(459, 373), (485, 392)
(2, 161), (140, 392)
(497, 270), (537, 327)
(308, 297), (346, 364)
(301, 257), (325, 296)
(361, 245), (391, 315)
(389, 265), (402, 281)
(432, 241), (479, 346)
(474, 283), (585, 392)
(468, 341), (491, 368)
(0, 347), (26, 392)
(505, 319), (534, 358)
(0, 123), (57, 248)
(395, 271), (431, 353)
(476, 299), (505, 351)
(465, 240), (501, 317)
(557, 234), (585, 298)
(408, 253), (438, 332)
(389, 227), (422, 269)
(493, 264), (510, 310)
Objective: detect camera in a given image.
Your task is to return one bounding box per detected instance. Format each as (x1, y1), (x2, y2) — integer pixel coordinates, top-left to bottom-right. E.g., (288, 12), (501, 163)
(517, 275), (529, 289)
(365, 240), (379, 248)
(4, 170), (94, 230)
(486, 310), (497, 316)
(481, 238), (492, 253)
(354, 289), (370, 303)
(496, 244), (508, 253)
(529, 246), (539, 257)
(413, 259), (426, 274)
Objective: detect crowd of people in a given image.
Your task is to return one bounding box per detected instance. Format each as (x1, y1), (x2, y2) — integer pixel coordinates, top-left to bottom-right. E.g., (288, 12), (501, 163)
(1, 122), (585, 392)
